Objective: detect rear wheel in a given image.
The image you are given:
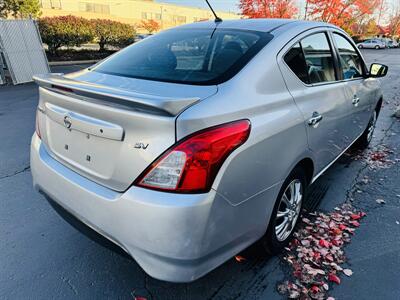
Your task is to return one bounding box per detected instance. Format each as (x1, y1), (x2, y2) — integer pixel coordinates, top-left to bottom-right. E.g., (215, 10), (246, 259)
(262, 167), (307, 254)
(375, 45), (380, 49)
(358, 45), (363, 49)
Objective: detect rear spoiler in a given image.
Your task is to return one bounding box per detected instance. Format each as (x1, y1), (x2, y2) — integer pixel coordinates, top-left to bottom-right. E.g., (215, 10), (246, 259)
(33, 73), (200, 116)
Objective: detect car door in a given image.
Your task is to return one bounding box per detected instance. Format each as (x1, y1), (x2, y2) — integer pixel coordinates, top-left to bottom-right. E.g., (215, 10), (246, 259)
(367, 40), (375, 49)
(278, 31), (351, 174)
(331, 32), (374, 144)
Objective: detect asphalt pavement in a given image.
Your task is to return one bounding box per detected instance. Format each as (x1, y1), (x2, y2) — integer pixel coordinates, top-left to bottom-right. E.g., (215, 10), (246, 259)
(0, 50), (399, 300)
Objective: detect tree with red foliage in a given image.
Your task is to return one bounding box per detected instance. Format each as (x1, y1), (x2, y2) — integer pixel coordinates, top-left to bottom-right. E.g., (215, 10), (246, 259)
(139, 19), (161, 34)
(239, 0), (298, 19)
(305, 0), (382, 34)
(387, 12), (400, 37)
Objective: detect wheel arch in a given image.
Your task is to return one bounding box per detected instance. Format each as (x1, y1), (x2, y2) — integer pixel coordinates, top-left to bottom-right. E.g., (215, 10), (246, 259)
(292, 157), (314, 185)
(376, 97), (383, 115)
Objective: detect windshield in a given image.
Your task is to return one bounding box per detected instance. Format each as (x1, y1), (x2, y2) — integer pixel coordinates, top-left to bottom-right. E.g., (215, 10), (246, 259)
(92, 28), (273, 85)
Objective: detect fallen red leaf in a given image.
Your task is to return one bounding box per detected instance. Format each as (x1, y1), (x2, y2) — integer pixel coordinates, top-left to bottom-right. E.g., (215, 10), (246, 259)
(310, 285), (320, 294)
(319, 239), (330, 248)
(339, 224), (347, 230)
(134, 297), (147, 300)
(349, 220), (360, 227)
(351, 214), (361, 220)
(325, 254), (334, 262)
(235, 255), (246, 262)
(328, 273), (341, 285)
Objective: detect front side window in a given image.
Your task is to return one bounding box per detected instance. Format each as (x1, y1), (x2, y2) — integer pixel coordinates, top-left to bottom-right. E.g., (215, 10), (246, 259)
(333, 33), (364, 79)
(92, 29), (272, 85)
(284, 32), (336, 84)
(301, 33), (336, 84)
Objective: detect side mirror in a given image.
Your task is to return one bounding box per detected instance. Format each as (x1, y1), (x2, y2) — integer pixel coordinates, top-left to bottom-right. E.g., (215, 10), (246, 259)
(369, 63), (388, 78)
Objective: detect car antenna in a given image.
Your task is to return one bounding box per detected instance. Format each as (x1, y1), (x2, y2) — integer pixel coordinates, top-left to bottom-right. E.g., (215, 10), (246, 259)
(205, 0), (222, 23)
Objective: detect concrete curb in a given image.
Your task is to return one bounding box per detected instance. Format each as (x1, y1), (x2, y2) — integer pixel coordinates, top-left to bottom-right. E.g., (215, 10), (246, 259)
(48, 60), (99, 66)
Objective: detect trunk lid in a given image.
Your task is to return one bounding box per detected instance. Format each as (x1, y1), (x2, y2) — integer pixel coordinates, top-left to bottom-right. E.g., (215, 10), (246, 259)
(34, 70), (217, 191)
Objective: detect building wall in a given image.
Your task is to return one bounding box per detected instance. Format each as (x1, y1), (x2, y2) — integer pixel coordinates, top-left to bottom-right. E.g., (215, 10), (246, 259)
(39, 0), (240, 32)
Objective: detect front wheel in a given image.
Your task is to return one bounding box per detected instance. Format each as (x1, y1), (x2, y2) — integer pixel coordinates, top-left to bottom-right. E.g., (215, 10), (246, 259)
(262, 167), (307, 254)
(358, 45), (363, 49)
(375, 45), (380, 49)
(355, 110), (377, 149)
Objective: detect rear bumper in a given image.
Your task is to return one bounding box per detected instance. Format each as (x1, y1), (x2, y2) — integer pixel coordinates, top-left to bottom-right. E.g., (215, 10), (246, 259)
(30, 134), (276, 282)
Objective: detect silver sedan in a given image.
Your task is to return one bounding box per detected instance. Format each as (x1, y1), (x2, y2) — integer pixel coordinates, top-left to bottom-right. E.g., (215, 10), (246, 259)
(31, 19), (387, 282)
(357, 39), (386, 49)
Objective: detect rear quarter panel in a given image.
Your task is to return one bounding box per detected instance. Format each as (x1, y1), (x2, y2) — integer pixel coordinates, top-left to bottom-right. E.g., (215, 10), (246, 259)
(176, 37), (310, 206)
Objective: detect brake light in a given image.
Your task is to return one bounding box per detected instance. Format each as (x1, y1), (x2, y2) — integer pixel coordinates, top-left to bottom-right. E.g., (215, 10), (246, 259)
(35, 110), (41, 139)
(134, 120), (251, 193)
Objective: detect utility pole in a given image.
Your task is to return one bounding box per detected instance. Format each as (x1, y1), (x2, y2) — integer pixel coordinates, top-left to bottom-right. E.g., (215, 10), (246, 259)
(377, 0), (385, 26)
(304, 0), (309, 20)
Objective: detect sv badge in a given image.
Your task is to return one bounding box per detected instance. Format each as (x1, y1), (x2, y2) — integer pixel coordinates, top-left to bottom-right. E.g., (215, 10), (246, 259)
(134, 142), (149, 150)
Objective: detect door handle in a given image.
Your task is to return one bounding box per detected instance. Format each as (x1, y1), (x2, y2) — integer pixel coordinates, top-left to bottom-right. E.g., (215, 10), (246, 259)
(352, 96), (360, 106)
(308, 112), (323, 127)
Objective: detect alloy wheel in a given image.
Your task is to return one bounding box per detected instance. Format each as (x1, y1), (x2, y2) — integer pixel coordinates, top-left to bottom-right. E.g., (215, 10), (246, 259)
(367, 111), (377, 143)
(275, 179), (303, 242)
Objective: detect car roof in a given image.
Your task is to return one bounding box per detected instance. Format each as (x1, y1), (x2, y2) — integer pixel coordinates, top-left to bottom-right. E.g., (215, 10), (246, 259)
(175, 18), (336, 33)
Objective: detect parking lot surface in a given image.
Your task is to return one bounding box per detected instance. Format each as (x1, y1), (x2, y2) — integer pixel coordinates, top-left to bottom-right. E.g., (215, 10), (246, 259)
(1, 50), (399, 299)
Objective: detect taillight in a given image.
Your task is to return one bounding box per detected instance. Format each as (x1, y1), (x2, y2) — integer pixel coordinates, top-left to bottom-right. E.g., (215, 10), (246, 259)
(134, 120), (251, 193)
(35, 110), (41, 139)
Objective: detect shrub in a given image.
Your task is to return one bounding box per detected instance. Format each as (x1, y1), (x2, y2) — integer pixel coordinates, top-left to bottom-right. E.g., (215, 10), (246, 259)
(38, 15), (94, 54)
(91, 19), (135, 51)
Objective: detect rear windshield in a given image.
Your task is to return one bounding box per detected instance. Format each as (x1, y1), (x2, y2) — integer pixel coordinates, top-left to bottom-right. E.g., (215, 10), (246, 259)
(92, 28), (273, 85)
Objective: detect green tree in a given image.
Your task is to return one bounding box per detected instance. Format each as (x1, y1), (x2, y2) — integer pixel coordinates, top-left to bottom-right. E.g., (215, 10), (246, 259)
(38, 16), (94, 55)
(0, 0), (41, 19)
(91, 19), (135, 51)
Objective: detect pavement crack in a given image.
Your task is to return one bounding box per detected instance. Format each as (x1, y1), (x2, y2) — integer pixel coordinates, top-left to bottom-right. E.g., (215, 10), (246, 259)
(0, 165), (30, 181)
(61, 276), (78, 296)
(345, 117), (397, 205)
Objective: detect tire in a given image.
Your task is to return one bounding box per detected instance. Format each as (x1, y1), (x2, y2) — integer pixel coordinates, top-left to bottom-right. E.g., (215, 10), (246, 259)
(262, 167), (307, 254)
(375, 45), (380, 49)
(358, 45), (363, 49)
(355, 109), (378, 149)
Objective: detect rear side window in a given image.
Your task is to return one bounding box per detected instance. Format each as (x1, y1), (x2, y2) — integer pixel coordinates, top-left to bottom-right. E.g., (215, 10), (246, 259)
(92, 28), (272, 85)
(284, 32), (336, 84)
(284, 43), (309, 83)
(333, 33), (364, 79)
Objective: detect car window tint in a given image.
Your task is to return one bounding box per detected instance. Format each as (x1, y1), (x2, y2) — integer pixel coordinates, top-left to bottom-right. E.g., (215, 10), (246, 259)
(171, 35), (211, 71)
(301, 33), (336, 84)
(92, 29), (272, 85)
(284, 43), (309, 84)
(333, 33), (363, 79)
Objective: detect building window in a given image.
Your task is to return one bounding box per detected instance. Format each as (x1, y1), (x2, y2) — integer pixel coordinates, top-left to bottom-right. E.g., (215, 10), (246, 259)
(79, 2), (110, 14)
(142, 12), (148, 19)
(40, 0), (62, 9)
(177, 16), (186, 23)
(155, 13), (162, 20)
